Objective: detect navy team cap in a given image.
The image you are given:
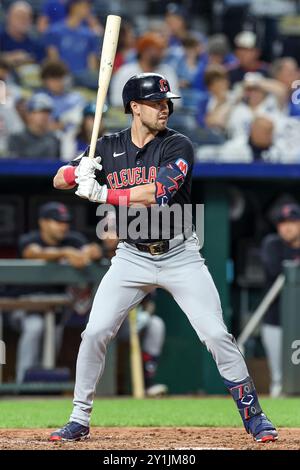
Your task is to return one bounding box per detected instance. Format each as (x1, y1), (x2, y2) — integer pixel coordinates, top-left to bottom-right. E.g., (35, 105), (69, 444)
(275, 203), (300, 224)
(39, 202), (72, 222)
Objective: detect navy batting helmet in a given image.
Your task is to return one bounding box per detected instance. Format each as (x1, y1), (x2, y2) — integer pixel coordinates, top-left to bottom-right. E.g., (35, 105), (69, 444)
(122, 73), (181, 115)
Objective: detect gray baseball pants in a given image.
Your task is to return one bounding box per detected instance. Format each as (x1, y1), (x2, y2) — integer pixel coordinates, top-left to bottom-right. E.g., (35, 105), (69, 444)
(70, 235), (249, 426)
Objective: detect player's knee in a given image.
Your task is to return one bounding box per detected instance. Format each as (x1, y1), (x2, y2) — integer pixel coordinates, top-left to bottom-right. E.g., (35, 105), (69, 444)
(83, 324), (112, 343)
(204, 328), (228, 347)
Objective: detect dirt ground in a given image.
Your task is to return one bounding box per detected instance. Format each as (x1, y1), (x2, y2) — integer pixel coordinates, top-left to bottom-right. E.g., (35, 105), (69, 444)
(0, 427), (299, 450)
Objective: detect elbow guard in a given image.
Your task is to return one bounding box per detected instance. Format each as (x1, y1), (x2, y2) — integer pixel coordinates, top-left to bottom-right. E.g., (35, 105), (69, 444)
(155, 162), (186, 206)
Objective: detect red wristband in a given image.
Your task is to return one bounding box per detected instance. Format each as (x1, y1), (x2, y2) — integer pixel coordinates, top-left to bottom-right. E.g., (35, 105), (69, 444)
(63, 166), (76, 185)
(107, 189), (130, 206)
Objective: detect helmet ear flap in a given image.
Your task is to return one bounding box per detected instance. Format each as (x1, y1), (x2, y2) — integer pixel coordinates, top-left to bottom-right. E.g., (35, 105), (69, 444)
(168, 100), (174, 116)
(125, 101), (133, 114)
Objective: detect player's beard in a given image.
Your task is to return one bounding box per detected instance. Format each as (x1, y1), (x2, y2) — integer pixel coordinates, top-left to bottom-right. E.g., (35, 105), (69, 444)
(143, 115), (168, 133)
(157, 115), (169, 130)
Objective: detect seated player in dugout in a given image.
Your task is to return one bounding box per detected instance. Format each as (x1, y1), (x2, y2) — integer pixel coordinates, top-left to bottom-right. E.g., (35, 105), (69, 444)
(100, 217), (167, 397)
(51, 73), (278, 443)
(261, 202), (300, 398)
(14, 202), (102, 383)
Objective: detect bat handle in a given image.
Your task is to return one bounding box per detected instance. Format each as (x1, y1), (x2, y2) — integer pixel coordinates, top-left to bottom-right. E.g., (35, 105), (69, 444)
(88, 88), (106, 159)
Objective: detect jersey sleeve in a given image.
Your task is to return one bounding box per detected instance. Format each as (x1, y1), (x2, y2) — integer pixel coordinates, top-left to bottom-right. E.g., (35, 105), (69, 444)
(65, 232), (88, 249)
(18, 232), (40, 257)
(261, 235), (283, 280)
(159, 134), (194, 179)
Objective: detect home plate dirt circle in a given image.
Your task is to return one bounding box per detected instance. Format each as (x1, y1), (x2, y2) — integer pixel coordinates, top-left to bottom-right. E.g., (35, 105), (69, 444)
(0, 427), (299, 450)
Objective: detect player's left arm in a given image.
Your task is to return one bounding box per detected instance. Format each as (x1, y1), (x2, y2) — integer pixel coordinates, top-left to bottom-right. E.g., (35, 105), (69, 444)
(128, 134), (193, 207)
(126, 161), (185, 207)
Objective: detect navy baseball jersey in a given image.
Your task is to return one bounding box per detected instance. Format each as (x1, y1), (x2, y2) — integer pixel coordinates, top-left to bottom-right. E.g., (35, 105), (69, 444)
(70, 127), (194, 243)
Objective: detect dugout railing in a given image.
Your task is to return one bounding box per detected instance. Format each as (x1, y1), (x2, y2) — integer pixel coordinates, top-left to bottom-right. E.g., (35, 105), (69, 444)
(0, 260), (114, 395)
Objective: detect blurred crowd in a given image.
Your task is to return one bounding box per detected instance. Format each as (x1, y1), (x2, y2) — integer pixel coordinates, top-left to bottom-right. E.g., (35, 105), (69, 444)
(1, 0), (300, 163)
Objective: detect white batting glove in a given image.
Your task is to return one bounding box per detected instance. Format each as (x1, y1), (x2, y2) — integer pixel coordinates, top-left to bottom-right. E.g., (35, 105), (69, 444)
(75, 156), (102, 183)
(75, 177), (108, 203)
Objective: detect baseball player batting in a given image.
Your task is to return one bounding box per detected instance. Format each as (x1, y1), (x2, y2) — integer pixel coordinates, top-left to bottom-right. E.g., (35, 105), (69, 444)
(50, 73), (278, 443)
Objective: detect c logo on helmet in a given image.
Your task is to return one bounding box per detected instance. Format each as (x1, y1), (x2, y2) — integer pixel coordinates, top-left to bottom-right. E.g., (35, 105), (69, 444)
(159, 79), (169, 92)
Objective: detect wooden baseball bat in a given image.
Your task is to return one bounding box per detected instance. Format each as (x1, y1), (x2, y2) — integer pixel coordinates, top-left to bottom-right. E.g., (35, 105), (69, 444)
(128, 308), (145, 398)
(89, 15), (121, 159)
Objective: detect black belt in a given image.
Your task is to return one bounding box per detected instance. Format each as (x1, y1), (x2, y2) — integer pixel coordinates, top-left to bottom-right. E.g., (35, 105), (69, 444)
(132, 240), (170, 255)
(124, 227), (193, 256)
(126, 230), (192, 256)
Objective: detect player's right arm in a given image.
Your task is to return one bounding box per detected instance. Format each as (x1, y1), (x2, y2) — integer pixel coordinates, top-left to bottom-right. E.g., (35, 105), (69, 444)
(53, 165), (77, 190)
(53, 148), (102, 190)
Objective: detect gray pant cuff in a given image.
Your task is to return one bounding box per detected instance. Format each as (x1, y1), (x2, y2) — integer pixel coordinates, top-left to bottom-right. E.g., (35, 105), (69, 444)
(70, 408), (91, 427)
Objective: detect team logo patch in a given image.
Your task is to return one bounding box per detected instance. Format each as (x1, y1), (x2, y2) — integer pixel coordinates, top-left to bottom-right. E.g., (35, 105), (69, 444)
(241, 394), (254, 406)
(159, 78), (169, 92)
(175, 158), (188, 176)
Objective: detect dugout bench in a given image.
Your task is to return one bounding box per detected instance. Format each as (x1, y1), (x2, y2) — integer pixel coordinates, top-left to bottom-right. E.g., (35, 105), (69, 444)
(0, 260), (112, 394)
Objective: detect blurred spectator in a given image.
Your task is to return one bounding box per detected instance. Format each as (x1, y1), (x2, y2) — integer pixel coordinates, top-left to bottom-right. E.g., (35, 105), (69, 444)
(271, 57), (299, 90)
(0, 56), (24, 156)
(227, 72), (286, 139)
(198, 64), (235, 134)
(228, 31), (269, 86)
(261, 203), (300, 397)
(198, 115), (300, 163)
(0, 1), (45, 67)
(173, 34), (237, 111)
(39, 59), (85, 159)
(37, 0), (67, 33)
(247, 116), (274, 161)
(113, 21), (136, 72)
(15, 201), (102, 383)
(164, 3), (188, 69)
(44, 0), (100, 85)
(0, 55), (21, 99)
(37, 0), (102, 35)
(222, 116), (274, 163)
(175, 33), (206, 90)
(271, 57), (300, 118)
(206, 34), (238, 68)
(165, 2), (188, 48)
(99, 222), (167, 397)
(8, 93), (60, 159)
(110, 32), (180, 108)
(76, 101), (106, 153)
